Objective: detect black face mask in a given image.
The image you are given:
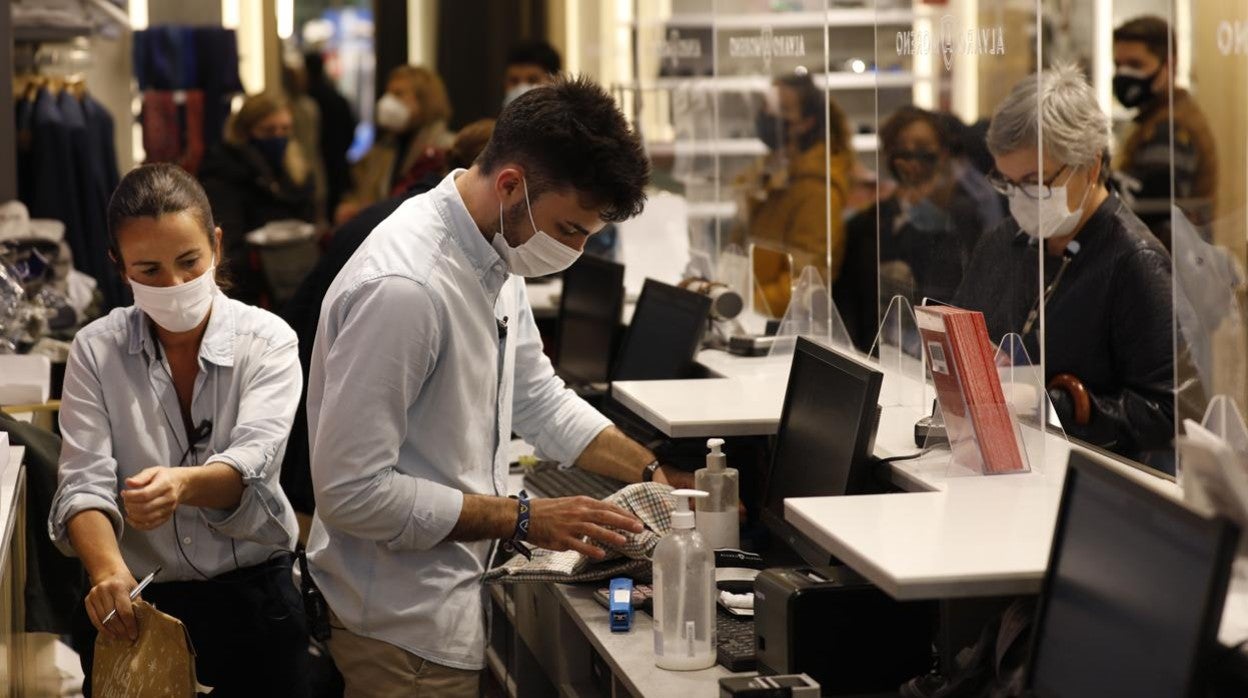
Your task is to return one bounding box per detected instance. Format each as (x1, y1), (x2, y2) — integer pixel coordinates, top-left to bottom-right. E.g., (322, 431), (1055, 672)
(1112, 66), (1161, 109)
(755, 110), (784, 152)
(888, 149), (940, 185)
(748, 111), (808, 152)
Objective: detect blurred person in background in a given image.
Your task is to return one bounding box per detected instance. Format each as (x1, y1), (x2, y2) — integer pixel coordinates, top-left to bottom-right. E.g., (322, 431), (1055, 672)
(304, 51), (357, 220)
(282, 61), (327, 222)
(502, 40), (562, 110)
(200, 92), (316, 307)
(740, 72), (853, 317)
(334, 65), (454, 225)
(837, 107), (993, 349)
(1112, 15), (1216, 246)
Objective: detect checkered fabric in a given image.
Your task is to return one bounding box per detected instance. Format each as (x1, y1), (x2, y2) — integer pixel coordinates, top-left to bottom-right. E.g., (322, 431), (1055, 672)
(485, 482), (675, 584)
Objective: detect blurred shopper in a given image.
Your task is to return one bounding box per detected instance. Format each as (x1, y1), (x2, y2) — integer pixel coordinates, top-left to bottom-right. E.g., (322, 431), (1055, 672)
(502, 40), (562, 109)
(304, 51), (357, 218)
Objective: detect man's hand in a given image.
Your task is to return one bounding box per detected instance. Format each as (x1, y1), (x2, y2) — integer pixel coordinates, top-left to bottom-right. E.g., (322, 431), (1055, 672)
(121, 467), (188, 531)
(527, 496), (644, 560)
(85, 567), (139, 641)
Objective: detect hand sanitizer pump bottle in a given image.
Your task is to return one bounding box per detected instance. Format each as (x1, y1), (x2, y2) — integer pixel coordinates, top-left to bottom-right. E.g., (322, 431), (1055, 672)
(653, 489), (716, 670)
(694, 438), (739, 550)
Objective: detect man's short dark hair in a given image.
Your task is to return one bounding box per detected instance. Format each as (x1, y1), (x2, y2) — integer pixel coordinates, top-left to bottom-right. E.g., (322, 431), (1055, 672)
(505, 40), (562, 75)
(1113, 16), (1172, 64)
(478, 76), (649, 223)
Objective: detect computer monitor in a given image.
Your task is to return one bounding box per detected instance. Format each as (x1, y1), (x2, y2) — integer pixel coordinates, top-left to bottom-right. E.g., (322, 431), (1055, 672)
(610, 278), (712, 382)
(761, 336), (884, 565)
(556, 255), (625, 384)
(1026, 450), (1240, 698)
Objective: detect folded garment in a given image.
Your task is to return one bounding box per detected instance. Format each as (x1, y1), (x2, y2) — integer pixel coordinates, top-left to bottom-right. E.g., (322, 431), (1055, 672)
(486, 482), (674, 584)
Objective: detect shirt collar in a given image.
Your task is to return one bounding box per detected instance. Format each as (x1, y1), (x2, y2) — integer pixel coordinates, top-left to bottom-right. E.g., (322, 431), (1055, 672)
(126, 292), (236, 368)
(432, 169), (509, 296)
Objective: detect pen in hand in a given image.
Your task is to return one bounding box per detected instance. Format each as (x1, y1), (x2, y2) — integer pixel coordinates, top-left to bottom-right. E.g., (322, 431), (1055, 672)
(102, 565), (161, 629)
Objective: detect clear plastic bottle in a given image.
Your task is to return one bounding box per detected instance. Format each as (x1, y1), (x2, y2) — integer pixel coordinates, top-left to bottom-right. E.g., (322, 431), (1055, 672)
(694, 438), (740, 550)
(653, 489), (716, 670)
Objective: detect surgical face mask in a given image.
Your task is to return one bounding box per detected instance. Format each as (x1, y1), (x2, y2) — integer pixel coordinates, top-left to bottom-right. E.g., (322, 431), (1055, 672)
(491, 178), (582, 277)
(1008, 169), (1092, 240)
(130, 259), (219, 333)
(376, 93), (411, 132)
(502, 83), (538, 109)
(1112, 66), (1161, 109)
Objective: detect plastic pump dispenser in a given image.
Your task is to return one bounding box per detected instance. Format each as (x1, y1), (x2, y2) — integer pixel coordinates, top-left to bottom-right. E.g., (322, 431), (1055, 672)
(653, 489), (716, 670)
(694, 438), (740, 550)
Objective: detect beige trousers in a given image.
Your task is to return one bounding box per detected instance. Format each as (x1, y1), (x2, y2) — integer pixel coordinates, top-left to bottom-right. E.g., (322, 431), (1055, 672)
(327, 612), (480, 698)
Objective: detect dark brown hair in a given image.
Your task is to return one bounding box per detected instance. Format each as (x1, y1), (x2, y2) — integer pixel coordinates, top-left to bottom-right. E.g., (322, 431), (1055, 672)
(478, 75), (649, 222)
(107, 163), (231, 289)
(775, 73), (851, 155)
(1113, 16), (1173, 65)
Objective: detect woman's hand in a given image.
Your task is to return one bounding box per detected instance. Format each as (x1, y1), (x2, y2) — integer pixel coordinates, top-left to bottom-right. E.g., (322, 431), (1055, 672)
(85, 567), (139, 641)
(121, 467), (188, 531)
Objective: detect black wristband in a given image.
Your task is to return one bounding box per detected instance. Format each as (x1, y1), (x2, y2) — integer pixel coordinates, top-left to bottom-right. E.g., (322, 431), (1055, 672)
(640, 460), (660, 482)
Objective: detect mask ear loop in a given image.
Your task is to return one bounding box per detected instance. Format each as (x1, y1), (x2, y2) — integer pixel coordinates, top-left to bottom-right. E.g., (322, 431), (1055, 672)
(521, 177), (541, 234)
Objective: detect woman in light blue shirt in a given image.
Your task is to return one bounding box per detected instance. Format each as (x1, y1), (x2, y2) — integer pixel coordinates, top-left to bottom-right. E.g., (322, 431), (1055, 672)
(48, 164), (308, 696)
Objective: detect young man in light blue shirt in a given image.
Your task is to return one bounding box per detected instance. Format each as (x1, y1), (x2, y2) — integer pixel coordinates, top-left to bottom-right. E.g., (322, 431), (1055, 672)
(306, 76), (689, 696)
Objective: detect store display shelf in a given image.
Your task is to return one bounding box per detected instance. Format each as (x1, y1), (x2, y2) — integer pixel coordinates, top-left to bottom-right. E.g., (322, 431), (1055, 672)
(628, 7), (914, 29)
(627, 72), (913, 93)
(646, 133), (878, 157)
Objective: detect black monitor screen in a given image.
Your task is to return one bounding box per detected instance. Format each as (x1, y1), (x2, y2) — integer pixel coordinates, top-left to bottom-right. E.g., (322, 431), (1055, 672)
(610, 279), (712, 382)
(763, 337), (883, 526)
(1028, 452), (1238, 698)
(557, 256), (625, 384)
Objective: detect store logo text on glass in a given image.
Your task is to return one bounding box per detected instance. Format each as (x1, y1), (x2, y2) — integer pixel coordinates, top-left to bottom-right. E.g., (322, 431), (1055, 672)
(897, 15), (1005, 70)
(729, 26), (806, 74)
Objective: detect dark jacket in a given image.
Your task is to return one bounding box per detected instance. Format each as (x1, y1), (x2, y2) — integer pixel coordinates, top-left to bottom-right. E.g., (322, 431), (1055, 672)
(952, 193), (1175, 464)
(306, 78), (357, 217)
(199, 142), (317, 306)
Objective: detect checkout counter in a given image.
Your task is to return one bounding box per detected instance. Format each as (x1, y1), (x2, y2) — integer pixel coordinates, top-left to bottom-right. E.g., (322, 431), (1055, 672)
(494, 289), (1248, 695)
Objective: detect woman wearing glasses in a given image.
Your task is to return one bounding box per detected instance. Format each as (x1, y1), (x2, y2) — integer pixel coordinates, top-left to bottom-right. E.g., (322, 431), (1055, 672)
(48, 164), (309, 696)
(952, 63), (1176, 468)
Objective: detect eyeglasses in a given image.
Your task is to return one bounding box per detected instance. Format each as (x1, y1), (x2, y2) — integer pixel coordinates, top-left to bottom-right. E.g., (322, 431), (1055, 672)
(987, 164), (1073, 200)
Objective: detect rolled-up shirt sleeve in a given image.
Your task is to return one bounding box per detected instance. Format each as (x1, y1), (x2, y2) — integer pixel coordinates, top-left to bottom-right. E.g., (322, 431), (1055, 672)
(48, 338), (123, 556)
(510, 284), (611, 467)
(200, 331), (302, 546)
(310, 276), (464, 551)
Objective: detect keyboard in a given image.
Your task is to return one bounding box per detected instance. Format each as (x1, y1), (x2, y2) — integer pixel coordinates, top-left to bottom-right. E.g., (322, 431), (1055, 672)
(524, 465), (626, 500)
(716, 611), (757, 672)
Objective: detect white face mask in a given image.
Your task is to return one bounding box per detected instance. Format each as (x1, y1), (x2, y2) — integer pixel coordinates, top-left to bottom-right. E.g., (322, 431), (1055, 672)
(491, 178), (582, 277)
(502, 83), (537, 109)
(376, 93), (411, 132)
(130, 260), (219, 333)
(1008, 168), (1093, 240)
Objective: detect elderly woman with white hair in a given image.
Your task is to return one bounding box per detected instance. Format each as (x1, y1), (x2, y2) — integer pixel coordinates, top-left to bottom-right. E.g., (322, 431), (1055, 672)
(952, 64), (1175, 467)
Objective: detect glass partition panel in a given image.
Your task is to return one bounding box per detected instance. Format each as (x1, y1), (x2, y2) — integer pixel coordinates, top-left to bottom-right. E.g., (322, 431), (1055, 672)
(628, 0), (718, 271)
(711, 0), (838, 330)
(1173, 2), (1248, 475)
(871, 1), (1041, 450)
(1033, 0), (1181, 471)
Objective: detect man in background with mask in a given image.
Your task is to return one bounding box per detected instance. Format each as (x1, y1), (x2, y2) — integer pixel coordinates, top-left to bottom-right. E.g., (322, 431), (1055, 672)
(305, 77), (690, 696)
(1113, 15), (1217, 246)
(501, 40), (561, 110)
(952, 64), (1176, 468)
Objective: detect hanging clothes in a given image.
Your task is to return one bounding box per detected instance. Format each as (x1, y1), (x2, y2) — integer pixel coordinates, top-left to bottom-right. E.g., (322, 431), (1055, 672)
(15, 84), (124, 311)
